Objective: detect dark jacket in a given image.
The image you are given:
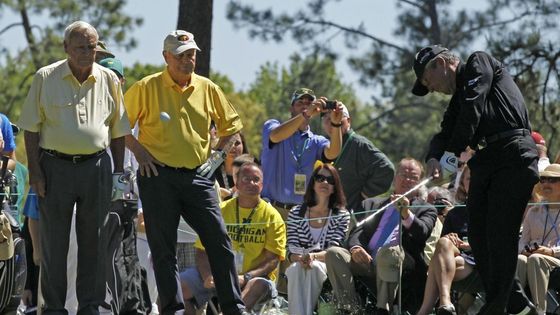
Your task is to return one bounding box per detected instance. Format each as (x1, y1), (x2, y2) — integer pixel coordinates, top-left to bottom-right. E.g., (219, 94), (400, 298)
(427, 51), (535, 161)
(346, 197), (437, 272)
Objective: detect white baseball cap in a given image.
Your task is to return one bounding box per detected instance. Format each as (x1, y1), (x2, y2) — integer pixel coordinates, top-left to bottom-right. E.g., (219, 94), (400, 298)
(163, 30), (201, 55)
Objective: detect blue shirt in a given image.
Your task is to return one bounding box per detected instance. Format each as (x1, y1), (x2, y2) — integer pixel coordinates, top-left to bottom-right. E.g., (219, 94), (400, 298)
(260, 119), (329, 204)
(23, 188), (39, 221)
(0, 114), (16, 153)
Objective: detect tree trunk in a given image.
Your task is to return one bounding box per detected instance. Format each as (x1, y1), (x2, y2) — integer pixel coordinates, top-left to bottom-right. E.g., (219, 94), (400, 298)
(177, 0), (213, 78)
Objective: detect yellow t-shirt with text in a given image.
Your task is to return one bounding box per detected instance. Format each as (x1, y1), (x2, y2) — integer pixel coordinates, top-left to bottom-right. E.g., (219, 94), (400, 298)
(195, 198), (286, 281)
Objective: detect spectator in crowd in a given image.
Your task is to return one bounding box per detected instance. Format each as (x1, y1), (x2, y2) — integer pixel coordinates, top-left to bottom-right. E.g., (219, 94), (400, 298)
(423, 186), (454, 264)
(180, 162), (286, 314)
(0, 113), (16, 160)
(412, 45), (539, 314)
(94, 40), (115, 62)
(417, 167), (477, 315)
(123, 30), (246, 314)
(285, 163), (350, 315)
(215, 133), (249, 200)
(325, 158), (437, 314)
(517, 163), (560, 315)
(531, 131), (549, 172)
(321, 103), (394, 222)
(18, 20), (129, 314)
(98, 57), (125, 85)
(261, 88), (342, 218)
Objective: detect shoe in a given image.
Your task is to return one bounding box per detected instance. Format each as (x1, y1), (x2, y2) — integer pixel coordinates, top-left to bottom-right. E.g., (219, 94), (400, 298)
(508, 301), (538, 315)
(436, 304), (457, 315)
(373, 307), (389, 315)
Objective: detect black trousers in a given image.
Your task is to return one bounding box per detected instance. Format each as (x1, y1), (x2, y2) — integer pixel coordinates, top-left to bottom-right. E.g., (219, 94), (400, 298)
(138, 165), (244, 315)
(467, 134), (539, 314)
(39, 152), (112, 315)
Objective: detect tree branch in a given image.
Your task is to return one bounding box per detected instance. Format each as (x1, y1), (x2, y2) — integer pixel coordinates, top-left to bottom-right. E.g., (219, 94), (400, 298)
(354, 103), (442, 132)
(398, 0), (424, 11)
(462, 10), (534, 34)
(302, 18), (407, 52)
(0, 23), (23, 37)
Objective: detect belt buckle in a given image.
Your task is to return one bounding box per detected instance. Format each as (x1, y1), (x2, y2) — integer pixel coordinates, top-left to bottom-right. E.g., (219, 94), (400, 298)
(72, 155), (80, 164)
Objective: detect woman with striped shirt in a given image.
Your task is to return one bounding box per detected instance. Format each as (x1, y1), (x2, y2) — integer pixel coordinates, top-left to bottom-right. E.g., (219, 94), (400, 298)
(286, 163), (350, 314)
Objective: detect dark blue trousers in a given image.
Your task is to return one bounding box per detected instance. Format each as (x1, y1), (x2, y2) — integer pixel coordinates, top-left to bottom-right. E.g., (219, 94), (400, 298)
(138, 165), (244, 315)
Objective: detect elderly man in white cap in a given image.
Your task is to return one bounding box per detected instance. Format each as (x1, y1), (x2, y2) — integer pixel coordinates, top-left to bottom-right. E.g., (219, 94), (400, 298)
(517, 164), (560, 315)
(321, 103), (394, 222)
(123, 30), (247, 314)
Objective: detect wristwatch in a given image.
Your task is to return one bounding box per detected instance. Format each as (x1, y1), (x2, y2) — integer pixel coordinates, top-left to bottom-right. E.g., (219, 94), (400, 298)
(243, 272), (253, 283)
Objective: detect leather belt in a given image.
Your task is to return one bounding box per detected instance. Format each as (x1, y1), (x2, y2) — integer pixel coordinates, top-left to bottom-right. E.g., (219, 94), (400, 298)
(485, 128), (529, 144)
(42, 149), (106, 164)
(270, 200), (297, 210)
(159, 164), (196, 172)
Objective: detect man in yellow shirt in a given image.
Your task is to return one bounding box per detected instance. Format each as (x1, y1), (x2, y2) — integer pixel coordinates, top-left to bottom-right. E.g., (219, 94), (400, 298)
(180, 162), (286, 314)
(124, 30), (246, 314)
(18, 21), (130, 314)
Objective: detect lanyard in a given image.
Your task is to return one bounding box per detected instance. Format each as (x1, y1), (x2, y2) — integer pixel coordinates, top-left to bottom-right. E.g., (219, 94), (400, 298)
(291, 135), (310, 171)
(334, 131), (355, 166)
(542, 204), (560, 245)
(235, 199), (258, 247)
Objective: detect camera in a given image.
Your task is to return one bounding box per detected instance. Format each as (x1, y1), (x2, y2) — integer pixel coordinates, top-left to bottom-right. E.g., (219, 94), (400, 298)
(324, 100), (337, 110)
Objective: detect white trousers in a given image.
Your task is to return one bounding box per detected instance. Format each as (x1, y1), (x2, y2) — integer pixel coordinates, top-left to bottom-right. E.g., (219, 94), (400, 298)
(286, 261), (328, 315)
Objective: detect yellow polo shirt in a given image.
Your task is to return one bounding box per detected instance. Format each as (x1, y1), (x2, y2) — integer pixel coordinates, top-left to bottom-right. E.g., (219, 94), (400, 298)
(18, 59), (131, 154)
(124, 68), (242, 168)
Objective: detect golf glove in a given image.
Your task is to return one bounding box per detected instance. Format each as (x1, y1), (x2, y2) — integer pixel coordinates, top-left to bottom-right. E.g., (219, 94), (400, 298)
(197, 150), (226, 179)
(439, 151), (459, 179)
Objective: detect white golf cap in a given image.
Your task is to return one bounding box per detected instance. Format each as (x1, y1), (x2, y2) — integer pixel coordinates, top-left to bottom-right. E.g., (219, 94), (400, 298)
(163, 30), (201, 55)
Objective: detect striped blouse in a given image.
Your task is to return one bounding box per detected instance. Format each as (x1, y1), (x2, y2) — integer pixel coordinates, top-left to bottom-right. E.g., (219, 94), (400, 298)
(286, 204), (350, 257)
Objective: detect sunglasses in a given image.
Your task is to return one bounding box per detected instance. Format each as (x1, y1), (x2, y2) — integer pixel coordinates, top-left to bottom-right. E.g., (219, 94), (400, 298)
(314, 174), (335, 185)
(540, 177), (560, 184)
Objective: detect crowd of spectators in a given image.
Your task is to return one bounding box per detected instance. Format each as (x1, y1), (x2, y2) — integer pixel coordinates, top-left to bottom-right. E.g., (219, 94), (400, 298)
(2, 21), (560, 315)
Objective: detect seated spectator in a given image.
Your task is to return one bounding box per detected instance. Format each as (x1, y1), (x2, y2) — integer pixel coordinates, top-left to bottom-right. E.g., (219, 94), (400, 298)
(517, 163), (560, 315)
(285, 163), (350, 315)
(417, 167), (476, 315)
(325, 158), (437, 315)
(180, 162), (286, 314)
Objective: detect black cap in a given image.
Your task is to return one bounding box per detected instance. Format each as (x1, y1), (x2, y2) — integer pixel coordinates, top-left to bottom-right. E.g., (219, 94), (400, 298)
(412, 45), (448, 96)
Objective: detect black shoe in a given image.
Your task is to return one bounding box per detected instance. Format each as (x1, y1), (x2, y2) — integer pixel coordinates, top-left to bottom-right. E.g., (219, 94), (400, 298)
(373, 307), (389, 315)
(508, 302), (538, 315)
(436, 304), (457, 315)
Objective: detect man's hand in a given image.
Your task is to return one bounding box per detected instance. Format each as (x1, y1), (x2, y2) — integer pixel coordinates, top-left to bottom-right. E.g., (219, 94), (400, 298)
(329, 101), (344, 125)
(350, 246), (372, 265)
(111, 173), (129, 201)
(126, 135), (163, 178)
(29, 170), (46, 198)
(392, 194), (411, 220)
(197, 150), (226, 178)
(203, 275), (215, 289)
(531, 245), (554, 257)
